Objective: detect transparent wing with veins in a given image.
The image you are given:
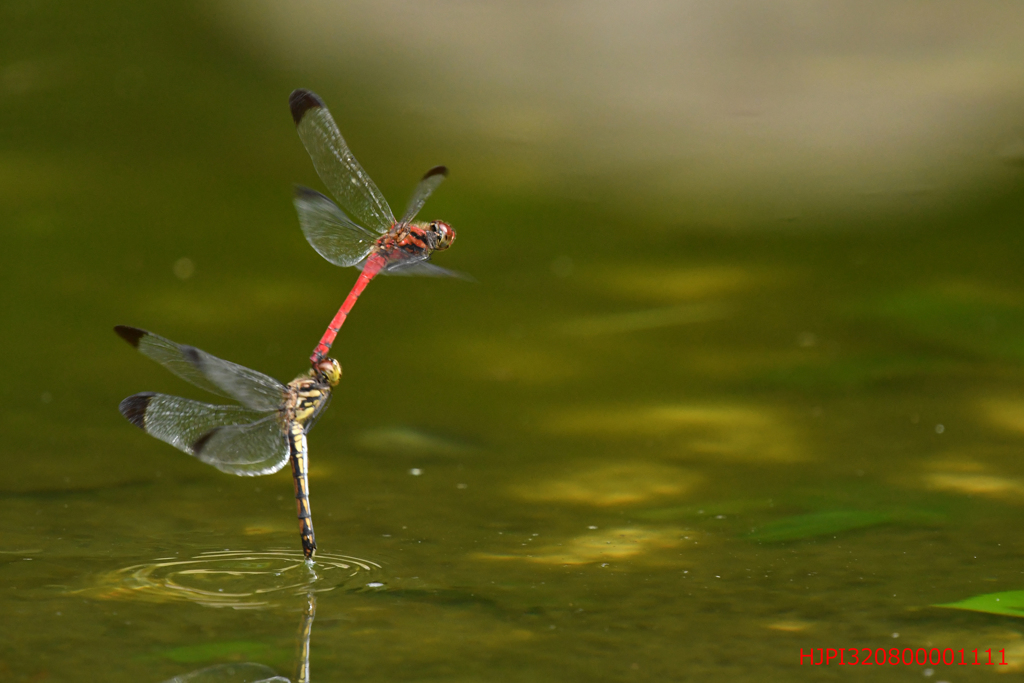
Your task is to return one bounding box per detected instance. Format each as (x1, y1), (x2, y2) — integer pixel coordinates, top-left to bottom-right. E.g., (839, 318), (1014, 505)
(399, 165), (448, 225)
(293, 187), (377, 268)
(381, 260), (473, 279)
(191, 413), (291, 476)
(290, 89), (395, 235)
(114, 326), (287, 412)
(119, 393), (290, 476)
(352, 249), (469, 279)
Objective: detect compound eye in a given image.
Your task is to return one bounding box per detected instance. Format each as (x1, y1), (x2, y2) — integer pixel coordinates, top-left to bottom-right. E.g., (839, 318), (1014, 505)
(432, 222), (455, 250)
(317, 359), (342, 386)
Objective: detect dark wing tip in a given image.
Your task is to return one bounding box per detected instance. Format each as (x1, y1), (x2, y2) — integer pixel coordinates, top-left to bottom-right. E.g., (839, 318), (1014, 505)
(423, 165), (449, 180)
(181, 345), (203, 370)
(289, 89), (324, 125)
(119, 393), (154, 429)
(114, 325), (146, 348)
(294, 185), (325, 200)
(192, 427), (220, 457)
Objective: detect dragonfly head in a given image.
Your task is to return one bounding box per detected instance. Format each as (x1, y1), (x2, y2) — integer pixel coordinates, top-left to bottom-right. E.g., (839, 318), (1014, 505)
(313, 358), (342, 386)
(427, 221), (455, 251)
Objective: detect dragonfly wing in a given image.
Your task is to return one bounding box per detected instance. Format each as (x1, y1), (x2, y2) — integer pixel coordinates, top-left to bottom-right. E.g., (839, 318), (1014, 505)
(120, 393), (289, 476)
(355, 250), (426, 276)
(381, 259), (474, 280)
(399, 166), (448, 225)
(191, 414), (291, 477)
(290, 89), (396, 235)
(115, 326), (286, 412)
(293, 186), (377, 267)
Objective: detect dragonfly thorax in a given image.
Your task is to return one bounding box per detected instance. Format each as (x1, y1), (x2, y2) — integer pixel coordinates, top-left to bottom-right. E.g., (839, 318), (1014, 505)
(375, 221), (454, 261)
(285, 375), (333, 429)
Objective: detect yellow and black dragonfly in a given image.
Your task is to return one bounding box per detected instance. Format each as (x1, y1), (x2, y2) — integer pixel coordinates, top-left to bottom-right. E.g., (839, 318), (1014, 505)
(114, 325), (341, 560)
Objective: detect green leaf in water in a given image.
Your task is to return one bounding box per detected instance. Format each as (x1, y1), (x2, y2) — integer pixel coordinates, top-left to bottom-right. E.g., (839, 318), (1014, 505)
(559, 303), (727, 336)
(935, 591), (1024, 618)
(872, 286), (1024, 362)
(746, 510), (890, 542)
(636, 499), (776, 521)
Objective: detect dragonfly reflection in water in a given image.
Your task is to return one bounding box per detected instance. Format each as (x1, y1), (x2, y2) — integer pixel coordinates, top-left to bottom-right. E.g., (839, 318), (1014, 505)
(158, 594), (317, 683)
(289, 88), (466, 366)
(114, 326), (341, 559)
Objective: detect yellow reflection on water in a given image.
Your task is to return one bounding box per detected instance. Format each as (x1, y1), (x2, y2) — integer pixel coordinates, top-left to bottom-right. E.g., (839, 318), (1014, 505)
(474, 526), (690, 565)
(1002, 638), (1024, 672)
(766, 620), (813, 632)
(980, 397), (1024, 435)
(926, 472), (1024, 500)
(923, 457), (1024, 500)
(512, 463), (698, 506)
(547, 404), (804, 462)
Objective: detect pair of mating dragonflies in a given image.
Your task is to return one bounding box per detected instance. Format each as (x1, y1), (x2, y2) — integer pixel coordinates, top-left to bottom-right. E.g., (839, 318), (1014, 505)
(117, 89), (462, 559)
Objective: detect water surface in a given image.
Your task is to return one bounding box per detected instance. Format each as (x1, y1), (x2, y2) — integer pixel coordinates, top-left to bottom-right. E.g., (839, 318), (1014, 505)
(3, 2), (1024, 681)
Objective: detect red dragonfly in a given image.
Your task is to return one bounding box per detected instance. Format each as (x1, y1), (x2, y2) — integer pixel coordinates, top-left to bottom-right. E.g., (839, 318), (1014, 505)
(289, 88), (463, 365)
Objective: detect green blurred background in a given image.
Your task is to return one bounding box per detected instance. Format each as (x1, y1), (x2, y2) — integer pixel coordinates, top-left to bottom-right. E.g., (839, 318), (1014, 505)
(4, 1), (1024, 681)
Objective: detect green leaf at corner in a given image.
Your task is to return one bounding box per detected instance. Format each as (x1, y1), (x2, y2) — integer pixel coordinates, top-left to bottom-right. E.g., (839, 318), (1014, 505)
(935, 591), (1024, 618)
(746, 510), (890, 542)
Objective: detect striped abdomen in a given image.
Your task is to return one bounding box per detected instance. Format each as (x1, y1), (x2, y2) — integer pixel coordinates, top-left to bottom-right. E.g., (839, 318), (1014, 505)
(289, 421), (316, 559)
(288, 380), (331, 559)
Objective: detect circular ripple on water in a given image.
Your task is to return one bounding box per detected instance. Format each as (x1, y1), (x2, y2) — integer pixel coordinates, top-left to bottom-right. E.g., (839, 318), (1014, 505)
(90, 549), (382, 609)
